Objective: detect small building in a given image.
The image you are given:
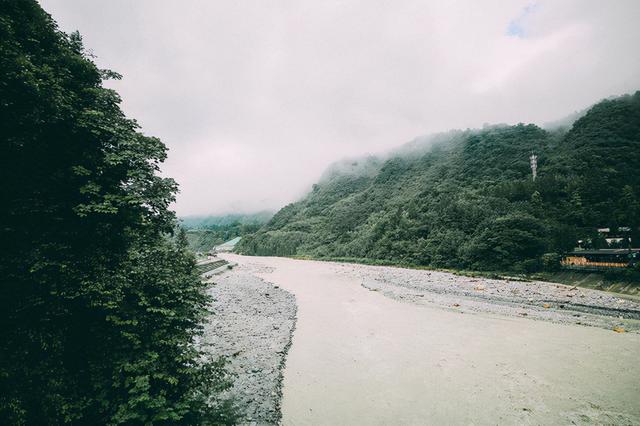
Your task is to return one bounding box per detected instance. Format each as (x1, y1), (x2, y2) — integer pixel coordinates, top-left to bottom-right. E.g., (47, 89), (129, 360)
(562, 249), (640, 270)
(605, 237), (625, 246)
(596, 226), (633, 248)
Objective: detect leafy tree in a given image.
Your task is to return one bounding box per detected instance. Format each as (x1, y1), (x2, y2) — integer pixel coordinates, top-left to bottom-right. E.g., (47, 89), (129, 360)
(462, 214), (547, 271)
(0, 2), (235, 424)
(184, 221), (263, 253)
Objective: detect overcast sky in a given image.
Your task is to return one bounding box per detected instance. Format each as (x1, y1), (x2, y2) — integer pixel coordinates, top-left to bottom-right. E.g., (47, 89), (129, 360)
(40, 0), (640, 216)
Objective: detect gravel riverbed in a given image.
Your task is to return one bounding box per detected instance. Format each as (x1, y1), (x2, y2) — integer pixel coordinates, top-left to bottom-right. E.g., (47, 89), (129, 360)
(221, 255), (640, 425)
(349, 264), (640, 332)
(201, 256), (639, 424)
(201, 264), (296, 425)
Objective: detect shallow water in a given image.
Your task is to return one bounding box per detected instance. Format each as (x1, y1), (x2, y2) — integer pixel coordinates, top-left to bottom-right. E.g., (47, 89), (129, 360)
(223, 254), (640, 425)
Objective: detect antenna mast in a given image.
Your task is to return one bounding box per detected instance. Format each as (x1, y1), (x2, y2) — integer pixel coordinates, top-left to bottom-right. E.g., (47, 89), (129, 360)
(530, 153), (538, 181)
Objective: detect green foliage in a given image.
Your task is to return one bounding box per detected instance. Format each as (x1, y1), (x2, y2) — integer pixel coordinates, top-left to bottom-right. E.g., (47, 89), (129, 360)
(462, 213), (547, 272)
(179, 213), (271, 253)
(180, 211), (273, 230)
(0, 2), (235, 424)
(540, 253), (562, 272)
(184, 221), (263, 253)
(239, 94), (640, 275)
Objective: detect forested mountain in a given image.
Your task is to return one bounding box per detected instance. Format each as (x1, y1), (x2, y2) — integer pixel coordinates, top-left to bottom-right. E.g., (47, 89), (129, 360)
(0, 2), (234, 423)
(180, 212), (273, 252)
(238, 93), (640, 273)
(181, 211), (273, 229)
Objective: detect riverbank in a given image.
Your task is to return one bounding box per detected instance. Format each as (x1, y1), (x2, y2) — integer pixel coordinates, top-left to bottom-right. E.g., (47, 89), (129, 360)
(309, 255), (640, 332)
(221, 254), (640, 425)
(201, 265), (296, 424)
(286, 255), (640, 296)
(356, 263), (640, 332)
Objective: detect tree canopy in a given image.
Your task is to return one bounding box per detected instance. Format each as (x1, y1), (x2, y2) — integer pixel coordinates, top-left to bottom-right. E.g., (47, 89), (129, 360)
(239, 93), (640, 274)
(0, 2), (234, 424)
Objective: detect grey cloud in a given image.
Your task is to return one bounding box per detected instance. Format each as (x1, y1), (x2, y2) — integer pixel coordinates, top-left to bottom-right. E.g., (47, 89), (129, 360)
(40, 0), (640, 215)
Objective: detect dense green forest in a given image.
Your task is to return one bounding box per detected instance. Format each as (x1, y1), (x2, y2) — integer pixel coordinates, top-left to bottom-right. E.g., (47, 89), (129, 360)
(181, 211), (273, 229)
(181, 212), (272, 252)
(238, 93), (640, 275)
(0, 2), (234, 424)
(185, 224), (259, 253)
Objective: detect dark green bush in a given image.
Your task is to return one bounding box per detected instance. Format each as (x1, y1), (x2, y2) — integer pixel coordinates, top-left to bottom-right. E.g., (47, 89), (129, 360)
(0, 2), (236, 423)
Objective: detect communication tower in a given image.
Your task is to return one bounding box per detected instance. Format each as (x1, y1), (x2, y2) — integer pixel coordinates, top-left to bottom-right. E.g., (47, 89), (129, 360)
(530, 153), (538, 181)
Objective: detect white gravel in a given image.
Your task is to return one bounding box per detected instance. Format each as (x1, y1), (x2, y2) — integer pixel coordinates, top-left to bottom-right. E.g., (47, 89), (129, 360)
(201, 264), (297, 425)
(350, 265), (640, 332)
(221, 255), (640, 425)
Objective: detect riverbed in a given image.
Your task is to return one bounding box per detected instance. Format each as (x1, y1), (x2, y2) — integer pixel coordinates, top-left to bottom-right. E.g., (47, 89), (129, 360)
(220, 254), (640, 425)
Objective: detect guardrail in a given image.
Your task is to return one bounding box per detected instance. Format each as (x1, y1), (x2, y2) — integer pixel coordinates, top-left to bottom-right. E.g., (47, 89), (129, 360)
(196, 260), (228, 274)
(561, 264), (629, 272)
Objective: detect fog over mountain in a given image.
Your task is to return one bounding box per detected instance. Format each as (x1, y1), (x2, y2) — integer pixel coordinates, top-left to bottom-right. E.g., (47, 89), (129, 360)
(40, 0), (640, 215)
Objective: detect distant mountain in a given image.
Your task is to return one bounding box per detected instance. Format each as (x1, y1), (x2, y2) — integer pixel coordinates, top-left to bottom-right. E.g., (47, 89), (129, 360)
(542, 108), (588, 131)
(180, 211), (274, 252)
(180, 211), (274, 229)
(238, 92), (640, 273)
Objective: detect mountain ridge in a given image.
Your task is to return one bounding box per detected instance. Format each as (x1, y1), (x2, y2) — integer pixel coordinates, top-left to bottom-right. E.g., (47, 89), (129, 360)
(238, 92), (640, 274)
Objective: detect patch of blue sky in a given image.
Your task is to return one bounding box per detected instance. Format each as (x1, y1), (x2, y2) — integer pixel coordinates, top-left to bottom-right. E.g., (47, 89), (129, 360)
(507, 2), (539, 38)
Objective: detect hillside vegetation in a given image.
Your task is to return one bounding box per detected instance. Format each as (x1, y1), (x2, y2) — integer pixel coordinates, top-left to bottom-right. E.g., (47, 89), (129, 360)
(181, 212), (273, 252)
(238, 93), (640, 276)
(181, 211), (273, 229)
(0, 2), (234, 423)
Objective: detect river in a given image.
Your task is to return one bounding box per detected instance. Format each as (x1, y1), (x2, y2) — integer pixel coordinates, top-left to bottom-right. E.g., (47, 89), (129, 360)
(222, 254), (640, 425)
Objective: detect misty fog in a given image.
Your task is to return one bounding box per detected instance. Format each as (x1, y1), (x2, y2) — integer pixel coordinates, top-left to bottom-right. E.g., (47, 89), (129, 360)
(40, 0), (640, 216)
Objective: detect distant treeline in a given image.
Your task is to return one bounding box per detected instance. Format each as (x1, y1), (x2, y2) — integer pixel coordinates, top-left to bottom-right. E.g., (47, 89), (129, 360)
(0, 2), (236, 424)
(239, 93), (640, 277)
(180, 212), (272, 252)
(181, 211), (273, 229)
(186, 222), (263, 252)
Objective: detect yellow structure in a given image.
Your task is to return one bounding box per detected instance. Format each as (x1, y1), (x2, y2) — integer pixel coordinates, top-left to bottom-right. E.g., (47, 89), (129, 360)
(561, 256), (627, 268)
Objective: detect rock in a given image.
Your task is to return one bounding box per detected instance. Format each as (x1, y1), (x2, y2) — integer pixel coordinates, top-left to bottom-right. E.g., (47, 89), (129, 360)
(354, 260), (640, 332)
(201, 267), (297, 424)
